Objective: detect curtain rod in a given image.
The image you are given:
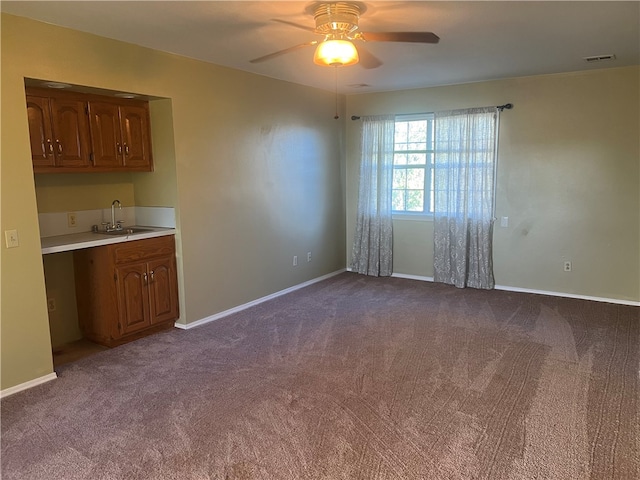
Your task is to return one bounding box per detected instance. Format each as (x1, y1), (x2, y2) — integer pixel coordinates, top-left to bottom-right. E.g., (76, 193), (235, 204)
(350, 103), (514, 120)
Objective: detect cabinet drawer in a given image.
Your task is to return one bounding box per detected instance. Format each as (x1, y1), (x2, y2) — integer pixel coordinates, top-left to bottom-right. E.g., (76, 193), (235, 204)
(112, 235), (175, 264)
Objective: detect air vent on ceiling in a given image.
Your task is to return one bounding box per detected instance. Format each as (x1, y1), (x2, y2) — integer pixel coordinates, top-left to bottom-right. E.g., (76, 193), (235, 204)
(583, 54), (616, 63)
(347, 83), (371, 88)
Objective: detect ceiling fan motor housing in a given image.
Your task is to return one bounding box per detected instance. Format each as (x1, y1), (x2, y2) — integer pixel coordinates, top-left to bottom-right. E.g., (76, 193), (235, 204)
(313, 2), (362, 36)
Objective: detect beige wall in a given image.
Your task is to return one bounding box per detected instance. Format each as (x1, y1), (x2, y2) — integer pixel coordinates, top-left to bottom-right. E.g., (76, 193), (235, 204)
(1, 14), (346, 391)
(34, 174), (136, 213)
(346, 67), (640, 302)
(43, 252), (82, 348)
(133, 99), (179, 208)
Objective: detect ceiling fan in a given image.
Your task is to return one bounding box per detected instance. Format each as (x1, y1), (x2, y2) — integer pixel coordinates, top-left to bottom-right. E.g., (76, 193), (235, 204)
(250, 1), (439, 69)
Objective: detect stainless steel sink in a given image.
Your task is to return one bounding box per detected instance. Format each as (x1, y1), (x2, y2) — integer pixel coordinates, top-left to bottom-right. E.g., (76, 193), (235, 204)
(96, 227), (153, 236)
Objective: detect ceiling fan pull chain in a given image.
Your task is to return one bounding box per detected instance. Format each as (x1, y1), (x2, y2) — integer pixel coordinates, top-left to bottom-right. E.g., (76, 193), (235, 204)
(334, 65), (339, 119)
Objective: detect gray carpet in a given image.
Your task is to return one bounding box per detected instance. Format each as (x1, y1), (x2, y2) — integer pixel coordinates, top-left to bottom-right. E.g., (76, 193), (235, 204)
(2, 273), (638, 479)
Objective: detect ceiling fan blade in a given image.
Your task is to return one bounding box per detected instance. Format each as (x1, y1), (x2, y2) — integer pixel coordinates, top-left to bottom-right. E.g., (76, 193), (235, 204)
(272, 18), (317, 33)
(359, 32), (440, 44)
(250, 41), (318, 64)
(355, 44), (383, 69)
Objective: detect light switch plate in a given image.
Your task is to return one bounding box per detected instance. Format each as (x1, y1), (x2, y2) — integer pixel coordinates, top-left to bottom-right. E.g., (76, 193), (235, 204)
(5, 229), (19, 248)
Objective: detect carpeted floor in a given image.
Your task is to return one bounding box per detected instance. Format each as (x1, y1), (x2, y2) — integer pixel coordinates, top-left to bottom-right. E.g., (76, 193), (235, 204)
(1, 273), (638, 479)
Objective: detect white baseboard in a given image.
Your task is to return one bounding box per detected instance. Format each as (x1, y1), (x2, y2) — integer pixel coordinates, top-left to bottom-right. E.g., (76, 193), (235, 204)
(175, 269), (347, 330)
(0, 372), (57, 399)
(351, 268), (639, 306)
(391, 273), (435, 283)
(345, 269), (435, 283)
(493, 284), (640, 307)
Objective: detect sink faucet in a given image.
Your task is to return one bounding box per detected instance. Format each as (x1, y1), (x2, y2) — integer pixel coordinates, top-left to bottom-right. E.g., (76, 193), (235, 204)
(111, 199), (122, 231)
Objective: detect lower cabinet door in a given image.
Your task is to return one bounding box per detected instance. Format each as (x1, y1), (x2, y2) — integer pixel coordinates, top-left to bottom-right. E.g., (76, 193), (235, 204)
(116, 263), (152, 335)
(148, 256), (179, 324)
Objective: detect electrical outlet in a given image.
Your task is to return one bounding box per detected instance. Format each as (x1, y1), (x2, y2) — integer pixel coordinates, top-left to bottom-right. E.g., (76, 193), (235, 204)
(307, 252), (312, 262)
(47, 298), (56, 312)
(4, 229), (19, 248)
(293, 255), (298, 266)
(564, 261), (572, 272)
(67, 212), (77, 227)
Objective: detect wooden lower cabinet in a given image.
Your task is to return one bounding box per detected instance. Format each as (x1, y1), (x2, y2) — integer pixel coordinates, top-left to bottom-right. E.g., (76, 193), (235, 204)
(74, 235), (179, 347)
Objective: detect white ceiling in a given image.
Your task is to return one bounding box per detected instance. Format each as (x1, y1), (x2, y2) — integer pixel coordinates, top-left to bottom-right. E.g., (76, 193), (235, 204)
(2, 1), (639, 94)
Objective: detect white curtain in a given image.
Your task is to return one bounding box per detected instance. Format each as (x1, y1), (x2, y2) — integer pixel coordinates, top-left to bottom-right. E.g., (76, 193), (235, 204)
(351, 115), (395, 276)
(433, 107), (498, 289)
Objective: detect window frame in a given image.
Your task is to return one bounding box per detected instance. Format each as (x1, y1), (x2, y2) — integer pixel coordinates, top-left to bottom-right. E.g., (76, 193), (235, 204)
(392, 113), (435, 218)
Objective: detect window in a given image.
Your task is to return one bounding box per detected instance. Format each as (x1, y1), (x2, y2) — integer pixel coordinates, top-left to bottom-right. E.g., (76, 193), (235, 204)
(392, 114), (435, 214)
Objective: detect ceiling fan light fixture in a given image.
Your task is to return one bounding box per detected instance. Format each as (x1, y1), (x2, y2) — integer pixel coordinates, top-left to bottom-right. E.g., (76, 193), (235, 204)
(313, 39), (359, 66)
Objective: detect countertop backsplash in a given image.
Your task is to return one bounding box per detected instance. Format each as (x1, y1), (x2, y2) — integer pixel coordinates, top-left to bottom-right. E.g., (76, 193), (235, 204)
(39, 207), (175, 238)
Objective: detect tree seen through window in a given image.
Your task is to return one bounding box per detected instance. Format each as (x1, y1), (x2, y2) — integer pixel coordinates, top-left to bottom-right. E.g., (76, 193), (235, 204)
(392, 114), (434, 213)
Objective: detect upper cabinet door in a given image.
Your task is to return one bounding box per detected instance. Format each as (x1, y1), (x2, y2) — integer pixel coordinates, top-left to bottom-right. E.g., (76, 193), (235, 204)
(26, 95), (56, 168)
(88, 101), (123, 168)
(120, 104), (153, 169)
(50, 98), (91, 168)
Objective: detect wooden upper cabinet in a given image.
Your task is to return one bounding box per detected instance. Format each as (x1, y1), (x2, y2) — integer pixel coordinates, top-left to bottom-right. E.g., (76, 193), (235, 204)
(88, 101), (124, 168)
(26, 93), (91, 170)
(50, 97), (91, 168)
(26, 87), (153, 173)
(120, 104), (152, 169)
(26, 95), (55, 168)
(87, 100), (153, 171)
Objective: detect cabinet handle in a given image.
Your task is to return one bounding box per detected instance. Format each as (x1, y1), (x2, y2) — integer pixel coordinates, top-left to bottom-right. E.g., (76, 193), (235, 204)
(56, 140), (63, 154)
(150, 270), (154, 283)
(117, 142), (122, 155)
(124, 143), (130, 156)
(143, 272), (148, 285)
(47, 139), (54, 155)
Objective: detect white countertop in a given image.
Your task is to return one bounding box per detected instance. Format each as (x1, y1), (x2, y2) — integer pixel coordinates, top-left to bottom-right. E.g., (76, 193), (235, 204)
(41, 227), (176, 254)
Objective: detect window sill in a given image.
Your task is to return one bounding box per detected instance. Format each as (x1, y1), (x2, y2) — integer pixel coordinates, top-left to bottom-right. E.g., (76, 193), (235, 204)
(392, 213), (434, 222)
